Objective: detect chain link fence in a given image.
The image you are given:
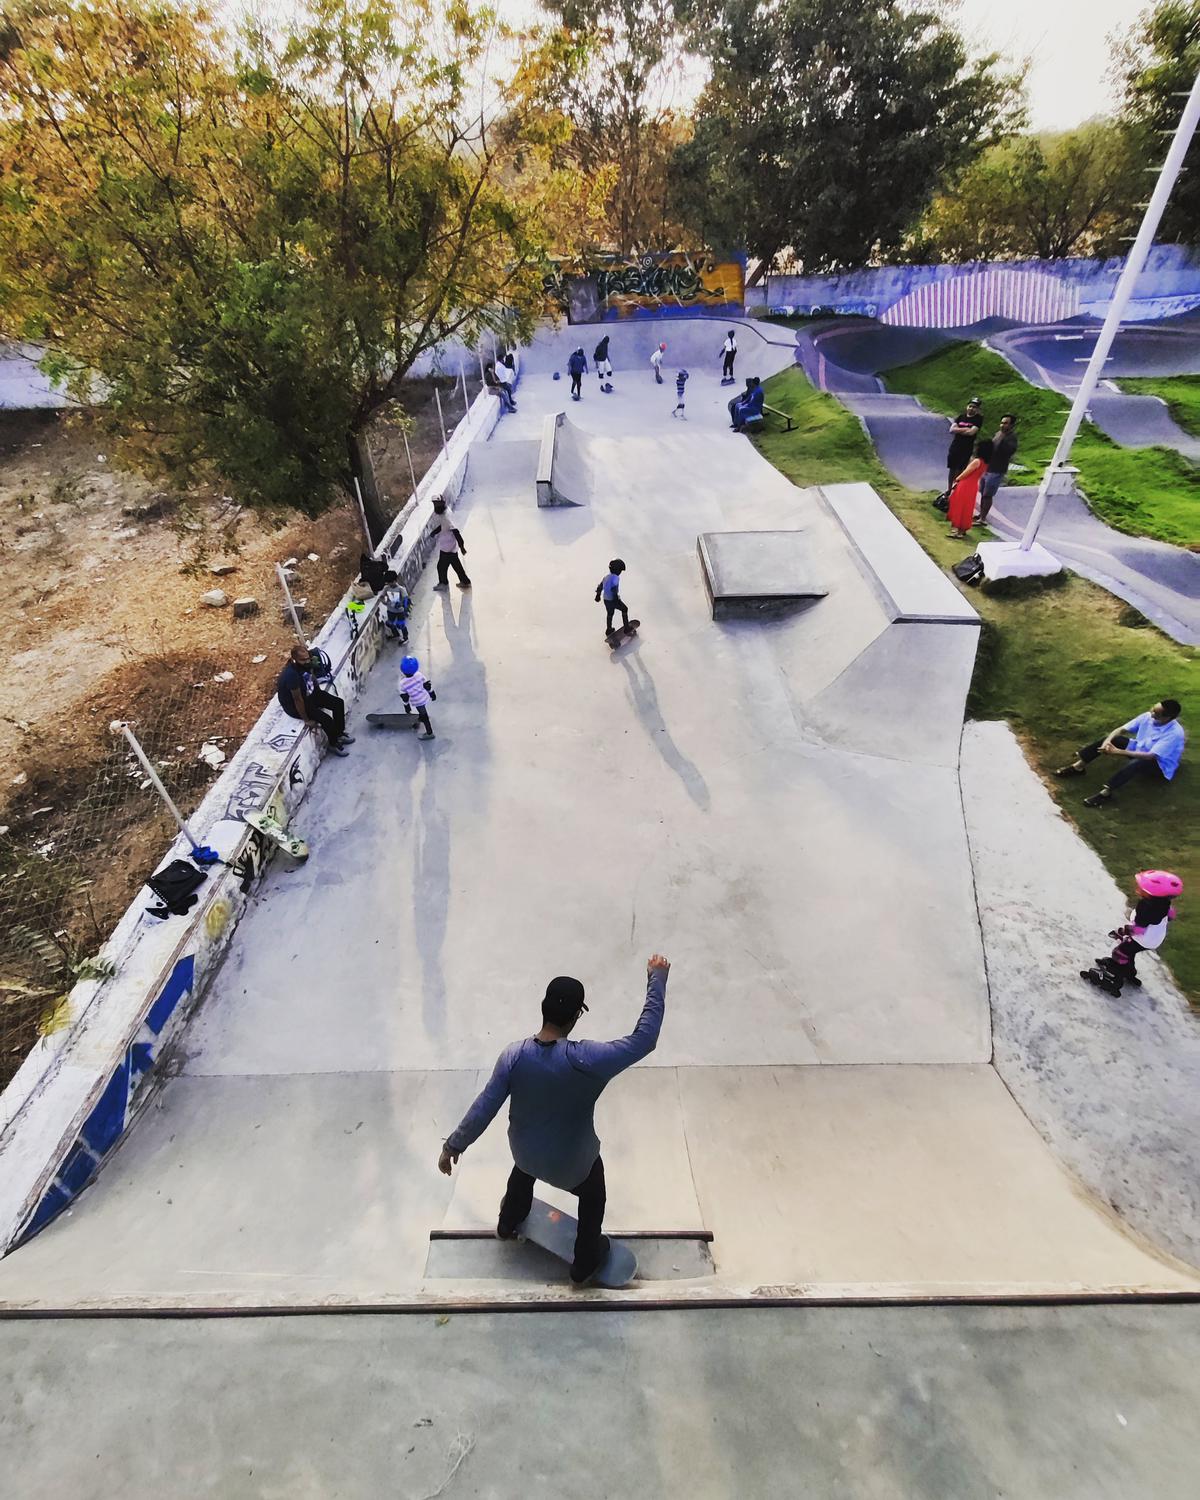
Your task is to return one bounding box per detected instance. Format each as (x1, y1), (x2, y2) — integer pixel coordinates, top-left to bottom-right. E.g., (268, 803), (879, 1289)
(0, 657), (254, 1091)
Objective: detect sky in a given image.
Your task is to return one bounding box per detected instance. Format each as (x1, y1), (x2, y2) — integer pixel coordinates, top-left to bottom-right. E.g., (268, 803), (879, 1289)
(954, 0), (1139, 132)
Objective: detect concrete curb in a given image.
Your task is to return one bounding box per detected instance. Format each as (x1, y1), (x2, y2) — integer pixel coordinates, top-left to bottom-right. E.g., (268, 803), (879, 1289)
(0, 385), (502, 1256)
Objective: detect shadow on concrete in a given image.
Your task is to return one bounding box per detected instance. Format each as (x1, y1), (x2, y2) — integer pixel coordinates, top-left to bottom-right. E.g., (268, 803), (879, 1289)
(619, 654), (711, 811)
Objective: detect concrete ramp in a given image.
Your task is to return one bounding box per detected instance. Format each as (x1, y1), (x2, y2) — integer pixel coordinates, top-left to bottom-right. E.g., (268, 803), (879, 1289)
(536, 411), (591, 507)
(698, 530), (828, 618)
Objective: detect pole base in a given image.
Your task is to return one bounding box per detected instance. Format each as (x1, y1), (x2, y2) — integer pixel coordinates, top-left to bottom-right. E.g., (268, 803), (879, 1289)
(976, 540), (1063, 581)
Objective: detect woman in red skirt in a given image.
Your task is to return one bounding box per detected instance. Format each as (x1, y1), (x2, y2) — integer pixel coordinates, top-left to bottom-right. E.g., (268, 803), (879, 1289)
(947, 438), (994, 539)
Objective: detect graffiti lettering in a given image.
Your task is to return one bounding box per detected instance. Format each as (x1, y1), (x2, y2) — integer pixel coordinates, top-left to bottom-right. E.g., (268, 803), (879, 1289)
(225, 761), (277, 821)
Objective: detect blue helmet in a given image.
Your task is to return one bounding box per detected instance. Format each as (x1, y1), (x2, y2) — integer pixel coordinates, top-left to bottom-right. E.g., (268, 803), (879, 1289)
(400, 656), (419, 675)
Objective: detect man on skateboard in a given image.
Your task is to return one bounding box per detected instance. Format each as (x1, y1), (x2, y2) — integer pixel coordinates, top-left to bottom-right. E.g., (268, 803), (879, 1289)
(439, 955), (671, 1284)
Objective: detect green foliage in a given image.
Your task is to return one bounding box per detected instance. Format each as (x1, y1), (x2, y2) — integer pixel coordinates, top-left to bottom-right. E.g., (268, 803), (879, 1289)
(673, 0), (1024, 273)
(755, 364), (1200, 1002)
(0, 0), (559, 532)
(920, 124), (1148, 262)
(1119, 0), (1200, 245)
(1121, 376), (1200, 438)
(883, 343), (1200, 548)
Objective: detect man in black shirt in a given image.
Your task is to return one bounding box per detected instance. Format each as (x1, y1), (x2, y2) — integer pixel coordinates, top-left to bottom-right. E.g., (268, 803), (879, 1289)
(276, 644), (353, 757)
(945, 397), (982, 492)
(978, 413), (1018, 523)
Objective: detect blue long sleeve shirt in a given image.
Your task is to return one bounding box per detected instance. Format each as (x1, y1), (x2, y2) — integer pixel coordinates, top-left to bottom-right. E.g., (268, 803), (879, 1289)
(445, 969), (668, 1189)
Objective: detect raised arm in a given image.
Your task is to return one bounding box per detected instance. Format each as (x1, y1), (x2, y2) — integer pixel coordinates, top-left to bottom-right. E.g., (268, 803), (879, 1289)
(571, 956), (670, 1084)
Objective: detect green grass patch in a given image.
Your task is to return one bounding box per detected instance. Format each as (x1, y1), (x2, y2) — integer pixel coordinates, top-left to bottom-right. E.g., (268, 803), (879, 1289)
(1120, 375), (1200, 439)
(882, 343), (1199, 548)
(758, 365), (1200, 1002)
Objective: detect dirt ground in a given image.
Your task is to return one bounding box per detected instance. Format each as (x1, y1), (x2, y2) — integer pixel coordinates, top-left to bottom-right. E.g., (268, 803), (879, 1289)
(0, 376), (463, 1088)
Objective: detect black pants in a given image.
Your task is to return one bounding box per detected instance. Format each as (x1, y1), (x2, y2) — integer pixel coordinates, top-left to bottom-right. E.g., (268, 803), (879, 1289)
(570, 372), (583, 397)
(436, 551), (471, 586)
(1108, 935), (1146, 981)
(722, 351), (735, 380)
(284, 687), (345, 748)
(499, 1155), (607, 1278)
(728, 395), (743, 428)
(1078, 734), (1162, 792)
(604, 596), (629, 633)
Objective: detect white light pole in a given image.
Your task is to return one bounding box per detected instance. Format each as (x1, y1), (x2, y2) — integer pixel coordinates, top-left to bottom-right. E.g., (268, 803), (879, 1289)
(1020, 67), (1200, 550)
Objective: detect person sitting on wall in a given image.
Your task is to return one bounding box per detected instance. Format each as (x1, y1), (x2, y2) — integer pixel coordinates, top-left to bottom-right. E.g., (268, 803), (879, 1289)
(484, 361), (516, 414)
(1056, 699), (1186, 809)
(275, 643), (354, 757)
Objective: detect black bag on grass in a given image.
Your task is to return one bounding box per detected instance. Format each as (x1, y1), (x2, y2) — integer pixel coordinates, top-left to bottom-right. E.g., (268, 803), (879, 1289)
(932, 490), (950, 512)
(952, 552), (985, 587)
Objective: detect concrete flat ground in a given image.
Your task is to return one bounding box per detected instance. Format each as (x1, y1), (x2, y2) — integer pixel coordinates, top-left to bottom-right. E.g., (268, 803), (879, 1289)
(0, 354), (1194, 1308)
(3, 1306), (1200, 1499)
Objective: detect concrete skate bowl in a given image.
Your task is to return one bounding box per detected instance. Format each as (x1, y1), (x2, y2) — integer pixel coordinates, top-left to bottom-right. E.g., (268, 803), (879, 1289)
(796, 321), (967, 394)
(513, 315), (800, 381)
(537, 411), (593, 507)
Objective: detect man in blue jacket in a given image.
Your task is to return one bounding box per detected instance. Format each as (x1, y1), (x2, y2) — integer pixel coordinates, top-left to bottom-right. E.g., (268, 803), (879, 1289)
(729, 376), (764, 431)
(439, 954), (671, 1283)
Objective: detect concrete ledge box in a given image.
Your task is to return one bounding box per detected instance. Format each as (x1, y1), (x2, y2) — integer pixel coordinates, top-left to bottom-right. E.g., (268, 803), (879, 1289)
(698, 531), (829, 620)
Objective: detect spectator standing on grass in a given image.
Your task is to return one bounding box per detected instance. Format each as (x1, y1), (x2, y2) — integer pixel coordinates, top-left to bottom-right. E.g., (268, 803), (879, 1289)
(275, 643), (353, 757)
(432, 496), (472, 590)
(945, 397), (982, 496)
(1056, 699), (1186, 809)
(947, 438), (993, 539)
(978, 414), (1018, 524)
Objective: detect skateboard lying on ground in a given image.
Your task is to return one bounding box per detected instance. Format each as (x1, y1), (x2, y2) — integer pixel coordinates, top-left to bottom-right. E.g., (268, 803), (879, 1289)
(518, 1198), (637, 1289)
(244, 808), (309, 860)
(606, 618), (641, 650)
(366, 711), (419, 729)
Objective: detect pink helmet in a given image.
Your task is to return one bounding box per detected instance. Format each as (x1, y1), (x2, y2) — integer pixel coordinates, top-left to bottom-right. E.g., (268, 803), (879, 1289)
(659, 342), (666, 350)
(1135, 870), (1183, 898)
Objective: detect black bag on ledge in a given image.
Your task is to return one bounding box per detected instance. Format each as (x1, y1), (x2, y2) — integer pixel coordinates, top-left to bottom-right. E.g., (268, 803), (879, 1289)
(145, 858), (208, 920)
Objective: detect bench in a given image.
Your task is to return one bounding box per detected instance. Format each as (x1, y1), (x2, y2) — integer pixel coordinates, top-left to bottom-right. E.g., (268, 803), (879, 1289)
(743, 404), (795, 434)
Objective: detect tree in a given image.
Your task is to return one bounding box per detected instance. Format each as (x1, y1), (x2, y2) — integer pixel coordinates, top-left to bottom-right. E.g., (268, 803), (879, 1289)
(537, 0), (694, 254)
(920, 124), (1149, 262)
(672, 0), (1024, 277)
(0, 0), (565, 537)
(1119, 0), (1200, 244)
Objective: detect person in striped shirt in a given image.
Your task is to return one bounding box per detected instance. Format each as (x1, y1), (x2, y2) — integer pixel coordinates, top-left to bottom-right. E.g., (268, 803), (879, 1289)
(672, 368), (689, 418)
(398, 655), (436, 739)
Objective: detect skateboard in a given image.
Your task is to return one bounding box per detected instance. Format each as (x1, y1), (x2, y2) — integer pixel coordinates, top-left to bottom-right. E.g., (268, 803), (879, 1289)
(244, 807), (309, 860)
(366, 711), (419, 729)
(606, 618), (640, 650)
(518, 1198), (637, 1289)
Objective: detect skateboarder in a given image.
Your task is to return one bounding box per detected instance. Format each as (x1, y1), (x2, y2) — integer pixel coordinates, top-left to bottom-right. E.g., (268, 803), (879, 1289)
(567, 347), (587, 400)
(438, 955), (671, 1283)
(595, 558), (630, 638)
(275, 643), (353, 757)
(378, 580), (411, 643)
(672, 368), (689, 418)
(1081, 869), (1181, 996)
(650, 342), (666, 384)
(398, 655), (436, 739)
(1056, 698), (1185, 808)
(594, 334), (613, 392)
(721, 329), (737, 384)
(432, 497), (471, 590)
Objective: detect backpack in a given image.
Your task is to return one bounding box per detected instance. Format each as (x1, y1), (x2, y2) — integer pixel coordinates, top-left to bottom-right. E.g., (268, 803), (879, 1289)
(145, 858), (208, 920)
(932, 490), (950, 512)
(952, 552), (984, 586)
(358, 554), (397, 593)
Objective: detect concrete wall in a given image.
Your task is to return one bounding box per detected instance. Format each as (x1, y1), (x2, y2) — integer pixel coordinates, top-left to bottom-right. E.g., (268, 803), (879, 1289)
(0, 385), (505, 1255)
(753, 245), (1200, 327)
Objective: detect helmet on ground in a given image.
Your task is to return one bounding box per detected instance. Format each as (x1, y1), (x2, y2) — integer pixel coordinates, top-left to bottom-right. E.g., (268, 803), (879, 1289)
(553, 370), (561, 379)
(400, 656), (420, 676)
(608, 558), (626, 573)
(1135, 870), (1183, 897)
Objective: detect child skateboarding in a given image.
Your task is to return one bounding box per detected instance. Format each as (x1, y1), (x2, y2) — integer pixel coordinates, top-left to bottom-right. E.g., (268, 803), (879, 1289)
(672, 368), (689, 418)
(594, 334), (613, 393)
(398, 655), (437, 739)
(1081, 869), (1182, 996)
(567, 347), (587, 401)
(438, 955), (671, 1285)
(650, 342), (666, 384)
(595, 558), (631, 640)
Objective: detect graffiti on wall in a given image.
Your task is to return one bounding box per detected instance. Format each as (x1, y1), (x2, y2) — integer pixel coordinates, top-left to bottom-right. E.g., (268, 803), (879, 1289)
(547, 253), (746, 324)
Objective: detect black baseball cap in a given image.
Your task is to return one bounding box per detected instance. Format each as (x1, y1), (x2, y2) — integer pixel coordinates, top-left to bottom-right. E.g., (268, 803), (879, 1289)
(542, 976), (587, 1026)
